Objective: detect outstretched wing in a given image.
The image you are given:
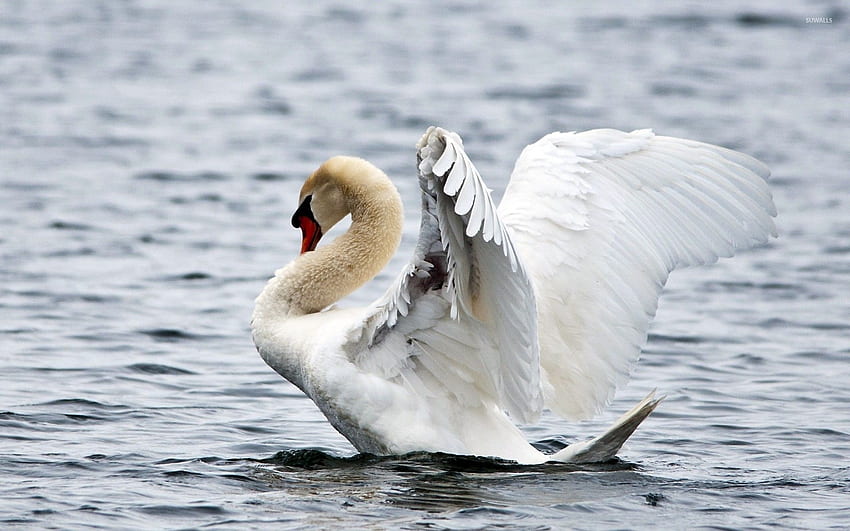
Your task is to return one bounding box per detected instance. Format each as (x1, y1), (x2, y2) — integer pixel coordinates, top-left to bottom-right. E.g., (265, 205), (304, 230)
(349, 127), (542, 423)
(498, 128), (777, 420)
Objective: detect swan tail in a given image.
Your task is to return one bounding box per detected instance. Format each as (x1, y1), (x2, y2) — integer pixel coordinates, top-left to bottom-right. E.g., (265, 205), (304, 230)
(551, 390), (664, 463)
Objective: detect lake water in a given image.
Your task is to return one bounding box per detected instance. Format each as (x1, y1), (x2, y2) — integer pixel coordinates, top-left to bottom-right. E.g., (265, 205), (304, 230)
(2, 1), (848, 529)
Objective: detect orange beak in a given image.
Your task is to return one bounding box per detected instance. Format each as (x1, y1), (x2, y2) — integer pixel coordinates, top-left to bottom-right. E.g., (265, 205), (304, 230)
(296, 216), (322, 254)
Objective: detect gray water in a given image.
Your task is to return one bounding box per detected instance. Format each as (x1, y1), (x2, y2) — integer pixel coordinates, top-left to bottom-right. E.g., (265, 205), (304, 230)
(2, 1), (849, 529)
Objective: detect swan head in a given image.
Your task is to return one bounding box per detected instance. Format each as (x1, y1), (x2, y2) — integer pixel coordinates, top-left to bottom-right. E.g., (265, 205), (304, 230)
(292, 156), (398, 254)
(292, 157), (354, 254)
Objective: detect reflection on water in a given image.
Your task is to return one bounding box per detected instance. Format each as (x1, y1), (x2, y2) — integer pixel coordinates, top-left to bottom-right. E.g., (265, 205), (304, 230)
(256, 449), (649, 515)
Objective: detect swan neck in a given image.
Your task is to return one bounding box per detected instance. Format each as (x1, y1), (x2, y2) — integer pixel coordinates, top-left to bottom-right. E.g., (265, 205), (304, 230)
(254, 165), (403, 319)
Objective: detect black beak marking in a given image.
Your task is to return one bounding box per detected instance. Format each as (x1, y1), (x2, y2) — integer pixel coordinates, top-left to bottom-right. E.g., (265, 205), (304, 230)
(292, 195), (315, 228)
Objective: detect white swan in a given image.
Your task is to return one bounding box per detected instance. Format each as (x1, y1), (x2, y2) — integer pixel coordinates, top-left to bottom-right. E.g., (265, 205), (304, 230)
(252, 127), (776, 464)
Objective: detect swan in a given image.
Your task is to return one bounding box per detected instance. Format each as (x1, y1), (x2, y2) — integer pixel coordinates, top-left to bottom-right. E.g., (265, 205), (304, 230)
(251, 126), (776, 464)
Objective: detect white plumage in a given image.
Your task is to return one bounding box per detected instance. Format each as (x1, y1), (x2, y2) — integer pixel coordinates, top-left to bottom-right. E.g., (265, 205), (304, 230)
(251, 126), (776, 464)
(500, 128), (776, 419)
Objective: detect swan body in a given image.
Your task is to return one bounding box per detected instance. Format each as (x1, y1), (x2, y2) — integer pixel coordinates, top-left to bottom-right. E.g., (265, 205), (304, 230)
(252, 127), (776, 464)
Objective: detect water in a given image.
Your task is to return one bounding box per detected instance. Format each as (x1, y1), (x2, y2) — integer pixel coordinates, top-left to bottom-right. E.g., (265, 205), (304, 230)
(2, 1), (848, 528)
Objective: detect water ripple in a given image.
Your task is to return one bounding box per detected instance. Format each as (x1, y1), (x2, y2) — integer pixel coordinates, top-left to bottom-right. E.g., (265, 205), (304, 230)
(1, 1), (848, 529)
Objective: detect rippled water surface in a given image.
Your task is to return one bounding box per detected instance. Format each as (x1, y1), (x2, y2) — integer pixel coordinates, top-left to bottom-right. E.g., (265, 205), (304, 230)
(2, 1), (849, 528)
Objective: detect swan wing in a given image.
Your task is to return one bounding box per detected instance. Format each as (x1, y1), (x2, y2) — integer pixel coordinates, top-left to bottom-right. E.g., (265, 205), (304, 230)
(350, 127), (542, 424)
(498, 128), (777, 419)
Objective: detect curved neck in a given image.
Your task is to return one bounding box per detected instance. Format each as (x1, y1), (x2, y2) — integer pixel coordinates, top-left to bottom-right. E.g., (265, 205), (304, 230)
(253, 168), (403, 323)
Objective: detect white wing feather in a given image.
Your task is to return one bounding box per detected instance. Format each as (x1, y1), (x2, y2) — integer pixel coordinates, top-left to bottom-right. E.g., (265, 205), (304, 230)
(499, 129), (777, 420)
(351, 127), (542, 423)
